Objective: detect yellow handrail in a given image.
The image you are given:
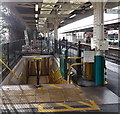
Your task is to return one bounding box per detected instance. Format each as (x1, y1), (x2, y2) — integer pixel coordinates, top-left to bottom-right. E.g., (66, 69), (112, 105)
(67, 57), (83, 59)
(0, 59), (23, 79)
(34, 57), (42, 60)
(68, 62), (85, 83)
(33, 57), (42, 75)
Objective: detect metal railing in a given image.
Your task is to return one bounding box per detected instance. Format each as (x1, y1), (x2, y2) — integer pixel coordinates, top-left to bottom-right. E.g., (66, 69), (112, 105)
(54, 40), (119, 64)
(1, 39), (25, 81)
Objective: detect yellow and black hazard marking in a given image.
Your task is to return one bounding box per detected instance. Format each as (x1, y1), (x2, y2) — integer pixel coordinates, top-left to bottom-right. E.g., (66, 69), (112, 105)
(104, 65), (108, 85)
(38, 100), (100, 112)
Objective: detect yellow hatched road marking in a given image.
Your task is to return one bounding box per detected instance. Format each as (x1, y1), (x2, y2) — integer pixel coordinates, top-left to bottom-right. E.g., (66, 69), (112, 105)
(78, 100), (100, 110)
(39, 104), (44, 111)
(38, 100), (100, 112)
(56, 103), (74, 110)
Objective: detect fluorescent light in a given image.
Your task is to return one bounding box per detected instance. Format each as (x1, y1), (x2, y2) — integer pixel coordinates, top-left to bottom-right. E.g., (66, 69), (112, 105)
(70, 0), (74, 3)
(35, 14), (38, 18)
(69, 14), (76, 19)
(60, 20), (64, 23)
(35, 4), (39, 11)
(39, 25), (43, 28)
(59, 5), (62, 8)
(39, 22), (44, 24)
(90, 5), (93, 8)
(35, 20), (38, 23)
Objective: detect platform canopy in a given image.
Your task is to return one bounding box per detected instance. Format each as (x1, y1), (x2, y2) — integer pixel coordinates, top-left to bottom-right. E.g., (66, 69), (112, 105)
(2, 0), (119, 32)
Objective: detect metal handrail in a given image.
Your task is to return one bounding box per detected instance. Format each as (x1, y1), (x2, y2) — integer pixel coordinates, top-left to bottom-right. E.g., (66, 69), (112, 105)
(0, 59), (23, 79)
(67, 62), (85, 83)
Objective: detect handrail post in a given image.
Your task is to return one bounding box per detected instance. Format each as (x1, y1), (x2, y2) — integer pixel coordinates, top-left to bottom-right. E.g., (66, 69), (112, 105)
(36, 60), (40, 86)
(34, 58), (42, 88)
(7, 43), (9, 67)
(76, 41), (82, 76)
(59, 40), (62, 54)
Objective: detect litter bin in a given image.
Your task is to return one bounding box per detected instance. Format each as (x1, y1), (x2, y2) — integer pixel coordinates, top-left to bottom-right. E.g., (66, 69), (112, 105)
(84, 62), (94, 80)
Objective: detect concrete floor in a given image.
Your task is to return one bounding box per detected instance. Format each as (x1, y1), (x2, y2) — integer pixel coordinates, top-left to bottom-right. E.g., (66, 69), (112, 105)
(0, 84), (119, 113)
(0, 59), (119, 113)
(106, 61), (120, 97)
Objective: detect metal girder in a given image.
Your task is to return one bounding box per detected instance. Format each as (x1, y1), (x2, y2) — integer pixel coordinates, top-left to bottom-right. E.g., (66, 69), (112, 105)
(39, 14), (69, 18)
(105, 2), (119, 9)
(60, 9), (93, 27)
(20, 14), (69, 18)
(3, 1), (119, 32)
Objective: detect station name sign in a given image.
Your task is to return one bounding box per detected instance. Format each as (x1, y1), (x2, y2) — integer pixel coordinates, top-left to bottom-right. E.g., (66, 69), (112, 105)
(105, 9), (120, 14)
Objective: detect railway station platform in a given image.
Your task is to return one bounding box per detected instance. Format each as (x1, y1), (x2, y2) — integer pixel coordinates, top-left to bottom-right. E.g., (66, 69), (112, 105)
(0, 1), (119, 114)
(1, 84), (118, 113)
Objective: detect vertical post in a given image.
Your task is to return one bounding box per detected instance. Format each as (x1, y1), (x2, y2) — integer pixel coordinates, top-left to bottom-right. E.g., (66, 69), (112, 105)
(47, 30), (50, 53)
(14, 42), (16, 61)
(47, 29), (50, 40)
(92, 2), (105, 86)
(76, 41), (82, 76)
(7, 43), (9, 67)
(65, 39), (68, 51)
(54, 19), (58, 53)
(27, 60), (29, 84)
(118, 5), (120, 47)
(41, 39), (42, 54)
(64, 40), (68, 80)
(59, 40), (62, 54)
(35, 60), (42, 87)
(36, 60), (39, 85)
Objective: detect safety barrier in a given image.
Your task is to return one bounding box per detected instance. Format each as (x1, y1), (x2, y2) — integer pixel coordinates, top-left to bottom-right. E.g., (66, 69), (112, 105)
(67, 57), (83, 83)
(49, 68), (67, 84)
(1, 40), (25, 80)
(0, 59), (23, 79)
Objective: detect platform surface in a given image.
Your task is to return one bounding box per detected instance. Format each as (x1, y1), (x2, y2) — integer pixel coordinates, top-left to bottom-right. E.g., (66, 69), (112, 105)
(28, 76), (49, 84)
(0, 84), (119, 113)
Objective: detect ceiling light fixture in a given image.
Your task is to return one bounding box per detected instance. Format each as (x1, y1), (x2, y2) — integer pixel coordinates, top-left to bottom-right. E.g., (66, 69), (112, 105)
(90, 5), (93, 8)
(59, 5), (62, 8)
(69, 14), (76, 19)
(60, 20), (64, 23)
(35, 14), (38, 18)
(35, 4), (39, 11)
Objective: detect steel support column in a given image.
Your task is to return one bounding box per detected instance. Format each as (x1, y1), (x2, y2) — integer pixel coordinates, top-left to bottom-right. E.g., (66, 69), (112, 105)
(54, 19), (58, 40)
(92, 2), (105, 86)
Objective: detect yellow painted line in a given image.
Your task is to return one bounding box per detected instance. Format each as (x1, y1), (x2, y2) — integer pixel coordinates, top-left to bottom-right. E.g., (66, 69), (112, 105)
(48, 84), (62, 89)
(38, 100), (100, 112)
(78, 100), (100, 110)
(38, 104), (44, 111)
(43, 84), (62, 89)
(56, 103), (74, 110)
(37, 87), (46, 90)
